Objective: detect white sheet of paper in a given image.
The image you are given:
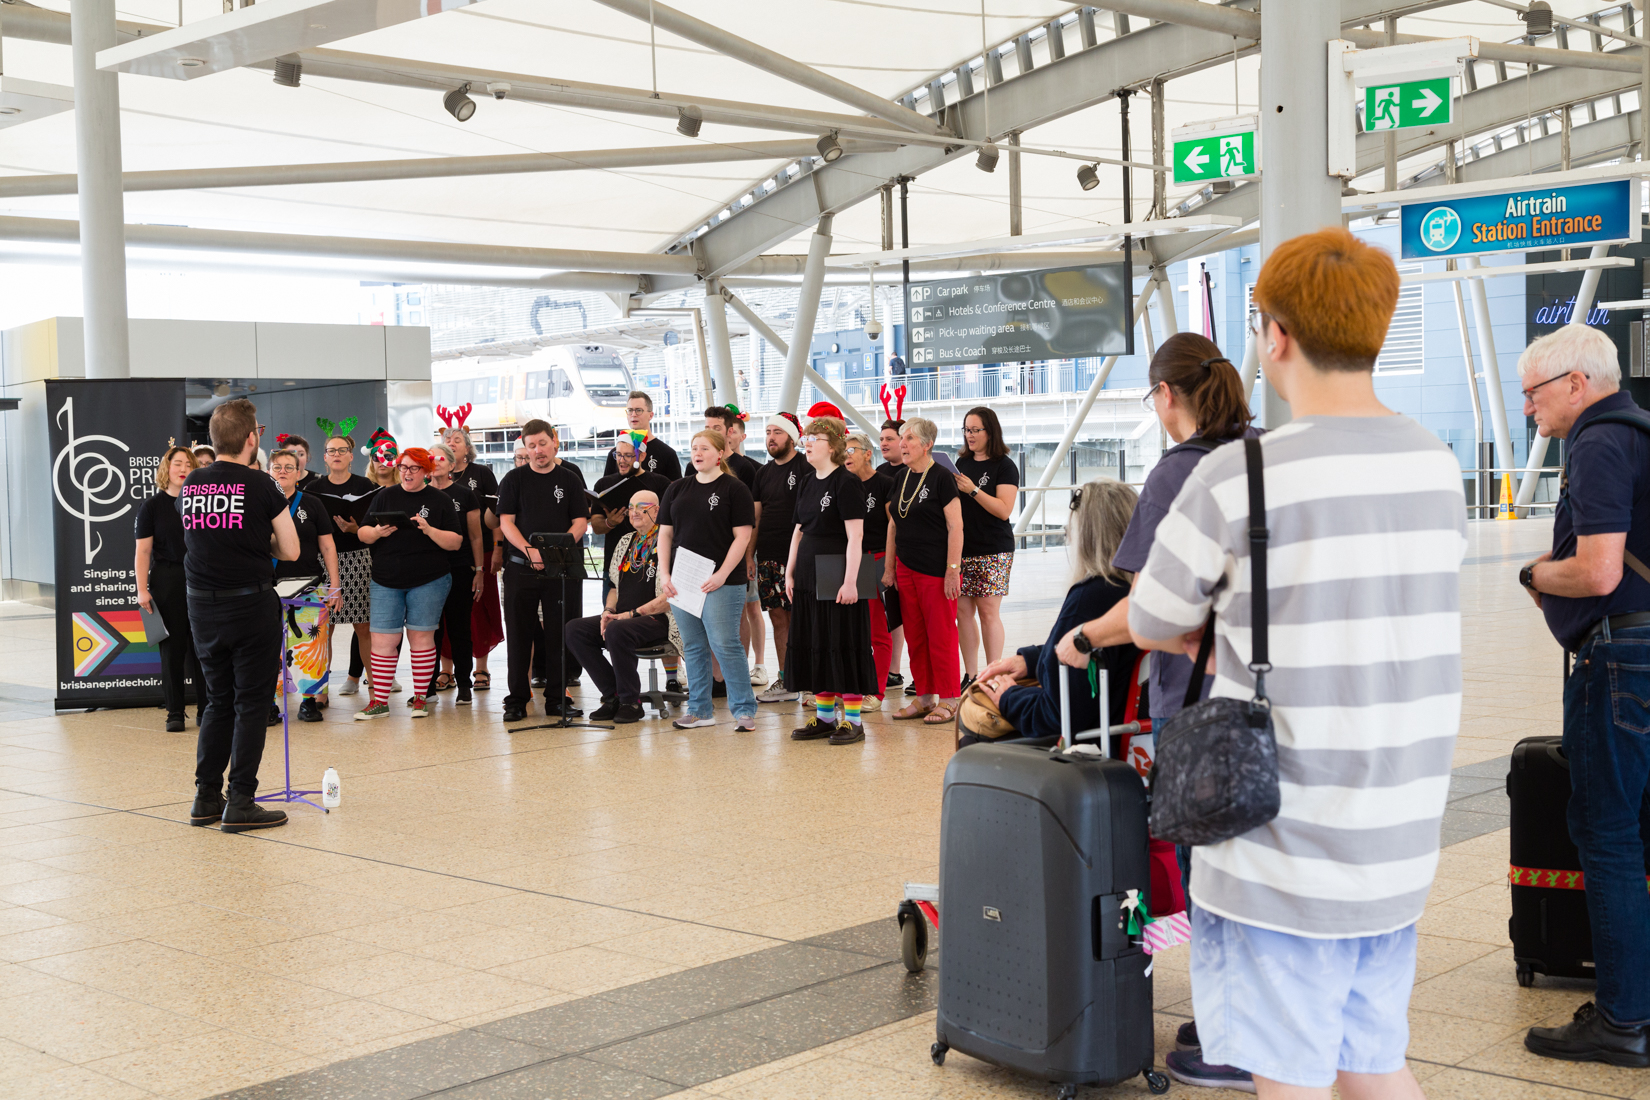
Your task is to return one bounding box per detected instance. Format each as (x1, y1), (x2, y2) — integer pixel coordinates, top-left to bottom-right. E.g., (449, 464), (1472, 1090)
(667, 547), (714, 618)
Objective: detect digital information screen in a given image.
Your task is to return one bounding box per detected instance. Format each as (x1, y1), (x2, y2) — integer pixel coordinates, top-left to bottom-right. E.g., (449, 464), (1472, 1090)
(904, 260), (1134, 369)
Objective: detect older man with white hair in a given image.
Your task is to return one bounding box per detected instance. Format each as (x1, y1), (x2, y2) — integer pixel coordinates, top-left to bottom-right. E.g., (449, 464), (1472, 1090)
(1518, 322), (1650, 1067)
(564, 489), (672, 724)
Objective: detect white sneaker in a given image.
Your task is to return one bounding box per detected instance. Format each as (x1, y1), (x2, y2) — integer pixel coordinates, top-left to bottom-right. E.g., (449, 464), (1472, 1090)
(672, 716), (717, 729)
(337, 677), (359, 697)
(757, 677), (799, 704)
(390, 678), (404, 693)
(749, 665), (768, 687)
(799, 692), (815, 707)
(861, 695), (882, 713)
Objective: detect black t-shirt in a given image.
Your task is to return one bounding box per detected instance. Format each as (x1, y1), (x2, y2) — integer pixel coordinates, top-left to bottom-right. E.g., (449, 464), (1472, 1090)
(306, 473), (376, 555)
(659, 474), (755, 587)
(752, 452), (805, 561)
(180, 461), (289, 591)
(605, 437), (682, 481)
(612, 531), (660, 615)
(877, 460), (905, 478)
(594, 469), (672, 573)
(134, 491), (186, 566)
(890, 463), (959, 577)
(857, 470), (894, 557)
(274, 490), (331, 581)
(497, 463), (592, 553)
(365, 484), (465, 589)
(795, 466), (867, 572)
(296, 471), (320, 492)
(453, 462), (499, 554)
(437, 481), (481, 570)
(727, 451), (759, 492)
(956, 454), (1020, 557)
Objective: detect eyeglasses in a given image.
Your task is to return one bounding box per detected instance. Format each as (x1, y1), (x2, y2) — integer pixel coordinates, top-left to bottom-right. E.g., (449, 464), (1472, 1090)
(962, 427), (986, 435)
(397, 464), (422, 474)
(1521, 371), (1574, 401)
(255, 424), (267, 438)
(1249, 311), (1284, 337)
(628, 503), (657, 512)
(270, 465), (298, 474)
(324, 446), (351, 455)
(1140, 381), (1163, 412)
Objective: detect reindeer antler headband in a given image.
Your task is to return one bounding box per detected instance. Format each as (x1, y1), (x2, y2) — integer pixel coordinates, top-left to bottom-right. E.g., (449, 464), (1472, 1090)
(879, 383), (907, 423)
(435, 404), (474, 431)
(316, 415), (359, 441)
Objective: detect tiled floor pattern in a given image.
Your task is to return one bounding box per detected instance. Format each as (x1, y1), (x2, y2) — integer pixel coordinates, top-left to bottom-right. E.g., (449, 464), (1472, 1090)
(0, 519), (1633, 1098)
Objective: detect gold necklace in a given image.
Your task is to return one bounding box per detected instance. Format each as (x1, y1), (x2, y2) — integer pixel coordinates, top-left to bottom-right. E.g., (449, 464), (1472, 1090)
(896, 464), (930, 518)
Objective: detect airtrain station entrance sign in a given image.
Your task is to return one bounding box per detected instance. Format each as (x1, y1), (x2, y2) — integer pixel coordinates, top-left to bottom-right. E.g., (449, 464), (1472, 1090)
(904, 262), (1134, 368)
(1399, 179), (1638, 260)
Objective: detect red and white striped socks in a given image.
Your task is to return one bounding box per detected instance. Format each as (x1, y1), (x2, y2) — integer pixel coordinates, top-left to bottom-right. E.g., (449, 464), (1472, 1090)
(408, 648), (437, 700)
(369, 651), (397, 706)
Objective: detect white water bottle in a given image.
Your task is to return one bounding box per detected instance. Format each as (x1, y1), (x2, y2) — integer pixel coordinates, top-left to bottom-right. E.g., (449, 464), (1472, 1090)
(322, 767), (341, 809)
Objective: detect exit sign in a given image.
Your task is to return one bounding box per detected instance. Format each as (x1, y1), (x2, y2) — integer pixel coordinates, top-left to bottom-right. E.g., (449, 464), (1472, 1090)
(1363, 76), (1452, 131)
(1170, 115), (1258, 185)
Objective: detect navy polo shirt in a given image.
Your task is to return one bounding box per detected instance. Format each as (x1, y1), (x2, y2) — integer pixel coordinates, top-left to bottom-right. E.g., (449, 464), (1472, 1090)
(1543, 391), (1650, 651)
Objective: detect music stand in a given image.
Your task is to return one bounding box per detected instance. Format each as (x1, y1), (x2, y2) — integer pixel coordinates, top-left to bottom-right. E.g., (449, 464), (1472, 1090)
(510, 533), (612, 732)
(257, 581), (328, 812)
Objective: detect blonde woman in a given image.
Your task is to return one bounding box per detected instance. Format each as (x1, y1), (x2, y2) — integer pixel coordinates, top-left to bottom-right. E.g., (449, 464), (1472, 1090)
(134, 445), (199, 731)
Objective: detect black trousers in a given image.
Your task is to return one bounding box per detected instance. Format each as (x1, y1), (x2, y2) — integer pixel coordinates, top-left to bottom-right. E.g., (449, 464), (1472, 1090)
(502, 562), (582, 706)
(565, 613), (668, 703)
(150, 561), (200, 718)
(431, 567), (474, 693)
(190, 589), (281, 797)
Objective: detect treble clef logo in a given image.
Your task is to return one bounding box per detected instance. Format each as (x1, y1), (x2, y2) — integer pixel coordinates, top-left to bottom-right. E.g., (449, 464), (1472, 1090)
(52, 396), (130, 565)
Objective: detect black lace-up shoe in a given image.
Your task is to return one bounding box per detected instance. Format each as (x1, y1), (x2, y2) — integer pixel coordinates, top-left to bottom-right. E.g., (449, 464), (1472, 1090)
(1527, 1002), (1650, 1067)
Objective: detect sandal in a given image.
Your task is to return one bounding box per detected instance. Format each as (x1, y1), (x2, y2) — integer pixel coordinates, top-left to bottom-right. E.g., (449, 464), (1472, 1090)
(891, 702), (936, 721)
(433, 672), (456, 692)
(923, 700), (960, 724)
(473, 671), (491, 690)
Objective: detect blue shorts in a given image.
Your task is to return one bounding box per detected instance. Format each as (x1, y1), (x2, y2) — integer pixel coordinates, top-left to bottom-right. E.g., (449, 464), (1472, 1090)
(1189, 907), (1416, 1088)
(369, 576), (451, 634)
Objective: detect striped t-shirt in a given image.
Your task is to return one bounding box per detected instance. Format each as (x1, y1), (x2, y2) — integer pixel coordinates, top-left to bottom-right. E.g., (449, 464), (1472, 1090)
(1130, 415), (1467, 938)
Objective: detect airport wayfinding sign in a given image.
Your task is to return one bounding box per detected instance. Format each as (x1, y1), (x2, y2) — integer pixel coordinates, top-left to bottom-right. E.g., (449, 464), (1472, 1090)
(1171, 115), (1257, 185)
(1399, 178), (1637, 260)
(905, 262), (1133, 368)
(1363, 77), (1452, 131)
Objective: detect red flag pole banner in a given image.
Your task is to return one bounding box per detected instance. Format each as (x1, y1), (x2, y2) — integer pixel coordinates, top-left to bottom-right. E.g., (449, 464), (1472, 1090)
(47, 380), (187, 710)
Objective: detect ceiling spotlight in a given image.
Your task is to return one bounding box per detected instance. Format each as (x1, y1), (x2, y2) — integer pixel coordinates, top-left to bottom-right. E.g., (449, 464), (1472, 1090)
(677, 104), (703, 138)
(443, 83), (476, 122)
(176, 57), (206, 68)
(976, 141), (999, 174)
(272, 54), (301, 88)
(0, 107), (19, 116)
(817, 132), (844, 163)
(1077, 163), (1100, 191)
(1520, 1), (1553, 36)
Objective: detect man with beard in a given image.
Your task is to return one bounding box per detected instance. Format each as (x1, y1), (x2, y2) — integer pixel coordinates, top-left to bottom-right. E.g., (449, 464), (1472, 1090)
(753, 412), (805, 703)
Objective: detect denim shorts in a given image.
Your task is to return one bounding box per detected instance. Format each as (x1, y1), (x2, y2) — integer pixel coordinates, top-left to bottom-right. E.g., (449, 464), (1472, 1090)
(369, 575), (452, 634)
(1189, 907), (1416, 1088)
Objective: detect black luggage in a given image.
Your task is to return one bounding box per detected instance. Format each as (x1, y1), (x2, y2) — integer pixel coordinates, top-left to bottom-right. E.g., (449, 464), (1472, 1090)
(933, 738), (1167, 1096)
(1508, 735), (1594, 986)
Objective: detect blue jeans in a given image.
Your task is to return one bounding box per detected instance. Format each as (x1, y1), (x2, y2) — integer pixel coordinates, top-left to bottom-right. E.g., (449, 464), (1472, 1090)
(1565, 622), (1650, 1025)
(675, 584), (757, 721)
(369, 575), (452, 634)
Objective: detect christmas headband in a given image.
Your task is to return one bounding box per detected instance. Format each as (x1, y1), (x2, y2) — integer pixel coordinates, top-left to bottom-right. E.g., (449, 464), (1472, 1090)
(316, 415), (359, 442)
(722, 403), (749, 423)
(879, 384), (906, 423)
(436, 404), (473, 431)
(362, 427), (398, 465)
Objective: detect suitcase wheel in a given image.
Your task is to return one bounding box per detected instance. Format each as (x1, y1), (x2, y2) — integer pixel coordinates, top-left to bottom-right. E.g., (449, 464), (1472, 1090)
(899, 905), (929, 974)
(930, 1041), (947, 1066)
(1058, 1086), (1077, 1100)
(1145, 1068), (1172, 1094)
(1517, 961), (1537, 988)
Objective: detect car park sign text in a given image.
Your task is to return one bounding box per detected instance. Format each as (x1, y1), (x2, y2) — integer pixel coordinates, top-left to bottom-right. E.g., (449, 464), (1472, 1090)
(1399, 179), (1636, 260)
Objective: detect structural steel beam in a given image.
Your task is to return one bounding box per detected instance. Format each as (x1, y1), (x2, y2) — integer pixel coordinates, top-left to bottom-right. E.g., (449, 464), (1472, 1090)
(589, 0), (943, 136)
(1453, 106), (1641, 181)
(0, 214), (699, 276)
(0, 139), (893, 198)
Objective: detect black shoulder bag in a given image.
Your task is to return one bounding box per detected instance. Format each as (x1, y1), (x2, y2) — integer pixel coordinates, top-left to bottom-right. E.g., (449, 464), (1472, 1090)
(1148, 437), (1282, 847)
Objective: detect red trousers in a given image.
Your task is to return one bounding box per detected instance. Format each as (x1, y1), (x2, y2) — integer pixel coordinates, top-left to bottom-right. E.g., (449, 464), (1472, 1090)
(868, 553), (892, 695)
(895, 559), (959, 699)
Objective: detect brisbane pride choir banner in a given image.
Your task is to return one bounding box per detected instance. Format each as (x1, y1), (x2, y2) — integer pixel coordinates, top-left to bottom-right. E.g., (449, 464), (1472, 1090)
(47, 380), (187, 710)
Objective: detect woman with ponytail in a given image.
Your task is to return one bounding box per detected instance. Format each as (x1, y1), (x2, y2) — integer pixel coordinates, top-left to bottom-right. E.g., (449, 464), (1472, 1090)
(1054, 330), (1257, 1093)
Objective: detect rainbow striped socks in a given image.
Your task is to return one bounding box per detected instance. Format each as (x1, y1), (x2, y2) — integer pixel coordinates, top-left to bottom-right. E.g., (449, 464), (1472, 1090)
(842, 694), (863, 727)
(815, 693), (837, 725)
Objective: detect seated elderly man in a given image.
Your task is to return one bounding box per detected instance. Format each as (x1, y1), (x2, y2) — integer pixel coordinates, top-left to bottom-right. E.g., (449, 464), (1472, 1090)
(565, 489), (672, 724)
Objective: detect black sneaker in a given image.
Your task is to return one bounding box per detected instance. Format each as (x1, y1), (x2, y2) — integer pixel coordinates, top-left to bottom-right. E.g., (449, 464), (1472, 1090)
(1526, 1002), (1650, 1067)
(558, 696), (584, 718)
(792, 718), (832, 741)
(267, 704), (282, 727)
(666, 677), (684, 693)
(828, 720), (864, 745)
(165, 713), (185, 733)
(886, 671), (904, 688)
(612, 702), (645, 724)
(589, 699), (619, 721)
(189, 787), (225, 827)
(1177, 1020), (1200, 1052)
(219, 793), (287, 833)
(503, 703), (527, 723)
(297, 698), (323, 723)
(712, 678), (727, 698)
(532, 676), (548, 689)
(1164, 1050), (1254, 1092)
(455, 686), (472, 706)
(960, 673), (975, 693)
(567, 675), (582, 688)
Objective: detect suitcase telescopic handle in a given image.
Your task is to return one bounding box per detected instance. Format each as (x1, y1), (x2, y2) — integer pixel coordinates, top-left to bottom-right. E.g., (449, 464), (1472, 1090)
(1056, 663), (1109, 753)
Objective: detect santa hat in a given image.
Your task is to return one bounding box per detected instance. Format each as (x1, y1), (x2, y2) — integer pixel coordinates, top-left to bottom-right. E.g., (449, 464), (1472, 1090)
(768, 412), (801, 443)
(806, 401), (844, 422)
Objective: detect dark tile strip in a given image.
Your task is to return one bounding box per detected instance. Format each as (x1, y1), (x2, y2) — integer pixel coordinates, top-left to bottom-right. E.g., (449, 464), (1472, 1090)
(1441, 755), (1511, 847)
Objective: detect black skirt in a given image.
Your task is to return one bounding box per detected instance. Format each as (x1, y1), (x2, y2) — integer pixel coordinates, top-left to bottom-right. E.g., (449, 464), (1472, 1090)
(784, 537), (879, 696)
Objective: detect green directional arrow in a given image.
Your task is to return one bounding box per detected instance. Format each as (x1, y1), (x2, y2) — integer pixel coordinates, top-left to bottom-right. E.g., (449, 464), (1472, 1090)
(1363, 76), (1453, 132)
(1172, 129), (1254, 185)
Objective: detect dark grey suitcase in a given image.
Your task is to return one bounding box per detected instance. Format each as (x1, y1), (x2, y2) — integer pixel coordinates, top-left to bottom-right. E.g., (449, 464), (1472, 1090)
(932, 739), (1167, 1097)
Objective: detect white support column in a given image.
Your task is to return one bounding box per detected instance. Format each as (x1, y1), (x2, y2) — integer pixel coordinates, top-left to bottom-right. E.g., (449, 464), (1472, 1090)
(70, 0), (129, 379)
(778, 215), (833, 414)
(1514, 243), (1610, 510)
(1238, 334), (1260, 401)
(1451, 275), (1487, 518)
(1461, 255), (1514, 484)
(1153, 266), (1179, 335)
(702, 280), (739, 407)
(1013, 280), (1157, 536)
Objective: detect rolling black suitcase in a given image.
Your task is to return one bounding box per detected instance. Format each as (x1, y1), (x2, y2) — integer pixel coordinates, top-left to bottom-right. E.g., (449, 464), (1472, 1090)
(1508, 735), (1595, 986)
(932, 737), (1167, 1096)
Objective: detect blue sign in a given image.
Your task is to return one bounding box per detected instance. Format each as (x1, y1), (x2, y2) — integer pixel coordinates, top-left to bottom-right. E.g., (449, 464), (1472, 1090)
(1399, 179), (1636, 260)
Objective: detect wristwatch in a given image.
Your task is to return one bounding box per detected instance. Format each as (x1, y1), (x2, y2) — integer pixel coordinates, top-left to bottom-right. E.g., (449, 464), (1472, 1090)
(1070, 627), (1095, 655)
(969, 488), (980, 498)
(1520, 563), (1538, 591)
(947, 562), (960, 571)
